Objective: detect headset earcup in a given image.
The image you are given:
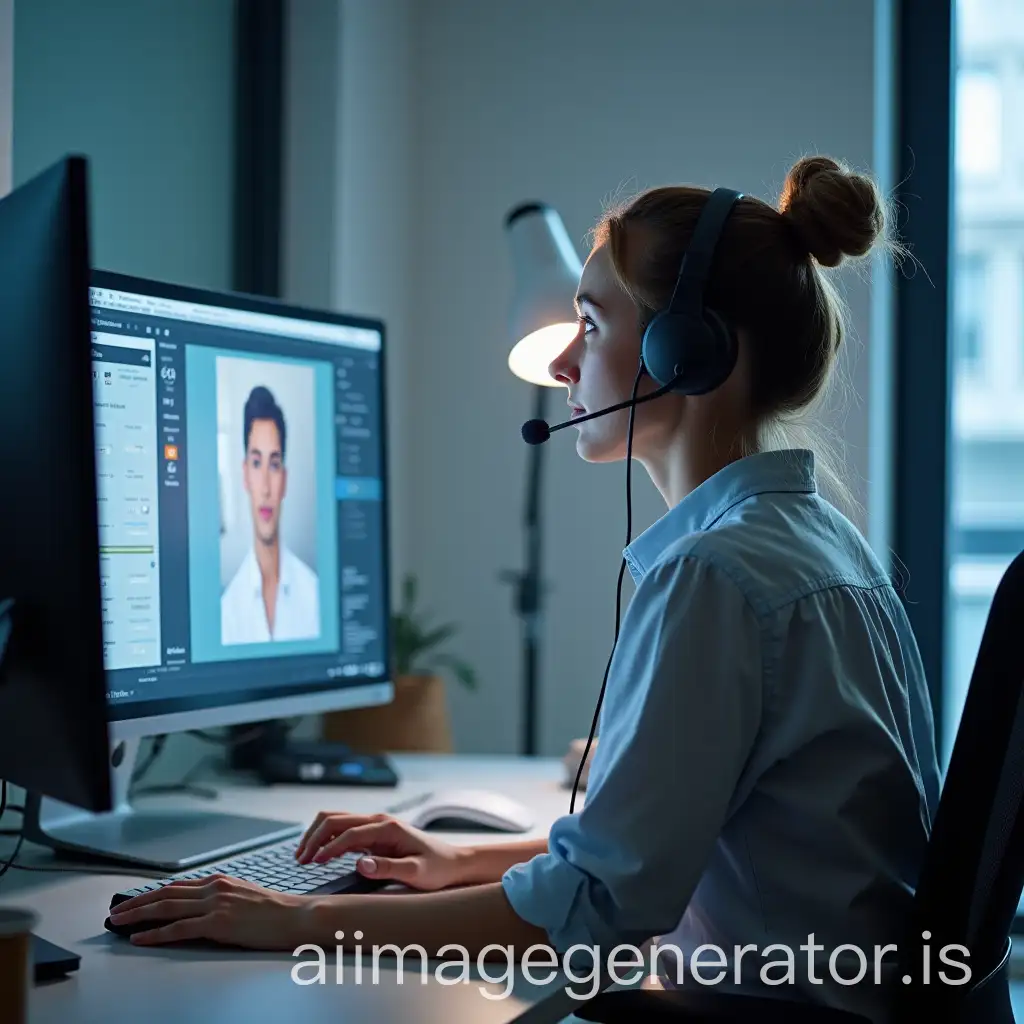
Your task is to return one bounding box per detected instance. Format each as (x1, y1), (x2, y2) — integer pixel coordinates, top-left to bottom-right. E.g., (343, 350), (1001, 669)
(642, 311), (736, 394)
(641, 312), (690, 390)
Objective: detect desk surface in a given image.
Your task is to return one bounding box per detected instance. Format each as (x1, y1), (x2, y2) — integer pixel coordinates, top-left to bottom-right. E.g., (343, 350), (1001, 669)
(0, 754), (594, 1024)
(12, 753), (1024, 1023)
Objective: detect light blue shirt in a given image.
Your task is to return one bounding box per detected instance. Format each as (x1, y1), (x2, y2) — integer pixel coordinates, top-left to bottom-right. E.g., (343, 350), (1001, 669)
(502, 449), (940, 1021)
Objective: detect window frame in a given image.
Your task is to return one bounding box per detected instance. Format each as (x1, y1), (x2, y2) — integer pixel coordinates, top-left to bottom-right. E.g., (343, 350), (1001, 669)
(892, 0), (955, 757)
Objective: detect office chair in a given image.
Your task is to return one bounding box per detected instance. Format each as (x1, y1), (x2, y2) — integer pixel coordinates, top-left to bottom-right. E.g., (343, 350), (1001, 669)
(576, 549), (1024, 1024)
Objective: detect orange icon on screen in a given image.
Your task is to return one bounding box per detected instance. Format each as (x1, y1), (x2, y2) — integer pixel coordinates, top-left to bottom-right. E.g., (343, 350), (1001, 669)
(164, 445), (179, 461)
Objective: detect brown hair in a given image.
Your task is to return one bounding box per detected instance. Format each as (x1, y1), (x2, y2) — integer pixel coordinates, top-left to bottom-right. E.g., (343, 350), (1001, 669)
(593, 155), (895, 515)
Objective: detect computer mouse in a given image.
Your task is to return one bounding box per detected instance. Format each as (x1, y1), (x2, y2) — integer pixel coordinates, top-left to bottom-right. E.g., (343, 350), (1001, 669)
(403, 789), (535, 833)
(104, 913), (175, 940)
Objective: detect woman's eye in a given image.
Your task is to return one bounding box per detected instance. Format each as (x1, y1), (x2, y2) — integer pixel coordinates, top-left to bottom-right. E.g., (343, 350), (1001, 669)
(578, 315), (596, 334)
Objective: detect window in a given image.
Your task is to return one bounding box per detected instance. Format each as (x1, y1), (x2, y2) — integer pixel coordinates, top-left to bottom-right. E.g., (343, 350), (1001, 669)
(953, 252), (986, 371)
(955, 68), (1002, 179)
(946, 5), (1024, 768)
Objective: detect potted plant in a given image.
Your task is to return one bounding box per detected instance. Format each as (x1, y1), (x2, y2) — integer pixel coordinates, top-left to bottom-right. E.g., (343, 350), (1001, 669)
(322, 573), (476, 752)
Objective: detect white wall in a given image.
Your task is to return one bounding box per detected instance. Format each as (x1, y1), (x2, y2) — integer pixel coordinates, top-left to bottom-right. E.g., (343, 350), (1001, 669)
(12, 0), (235, 289)
(330, 0), (416, 594)
(290, 0), (892, 758)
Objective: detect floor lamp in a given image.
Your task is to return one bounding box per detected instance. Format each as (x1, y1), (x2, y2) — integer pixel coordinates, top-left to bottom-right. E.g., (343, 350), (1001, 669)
(502, 202), (583, 756)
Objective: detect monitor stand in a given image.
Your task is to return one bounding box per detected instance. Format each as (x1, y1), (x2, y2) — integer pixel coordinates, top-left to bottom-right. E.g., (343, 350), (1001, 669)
(21, 738), (302, 872)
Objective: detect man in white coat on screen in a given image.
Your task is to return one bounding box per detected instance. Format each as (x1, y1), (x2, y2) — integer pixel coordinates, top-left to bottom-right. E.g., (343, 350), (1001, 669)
(221, 385), (320, 644)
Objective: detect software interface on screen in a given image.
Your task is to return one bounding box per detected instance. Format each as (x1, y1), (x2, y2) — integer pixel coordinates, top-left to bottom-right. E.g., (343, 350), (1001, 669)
(89, 283), (388, 718)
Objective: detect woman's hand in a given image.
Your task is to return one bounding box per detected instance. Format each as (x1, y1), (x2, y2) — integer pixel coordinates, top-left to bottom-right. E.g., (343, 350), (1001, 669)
(107, 876), (322, 949)
(295, 811), (472, 890)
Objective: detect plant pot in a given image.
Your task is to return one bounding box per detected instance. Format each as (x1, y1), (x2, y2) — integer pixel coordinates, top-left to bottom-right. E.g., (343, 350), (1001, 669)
(321, 674), (453, 753)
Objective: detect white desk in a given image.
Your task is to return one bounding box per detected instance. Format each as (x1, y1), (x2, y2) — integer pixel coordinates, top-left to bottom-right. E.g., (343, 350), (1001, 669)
(0, 754), (598, 1024)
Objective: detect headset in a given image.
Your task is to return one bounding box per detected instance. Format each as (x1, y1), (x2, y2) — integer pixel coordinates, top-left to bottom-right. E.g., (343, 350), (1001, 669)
(641, 186), (743, 395)
(520, 187), (744, 811)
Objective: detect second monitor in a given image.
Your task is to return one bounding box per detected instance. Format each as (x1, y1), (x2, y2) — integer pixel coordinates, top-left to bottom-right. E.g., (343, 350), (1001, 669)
(25, 272), (394, 870)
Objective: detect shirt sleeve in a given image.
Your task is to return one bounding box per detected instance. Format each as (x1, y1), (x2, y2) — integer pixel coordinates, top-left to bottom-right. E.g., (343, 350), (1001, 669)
(502, 552), (763, 953)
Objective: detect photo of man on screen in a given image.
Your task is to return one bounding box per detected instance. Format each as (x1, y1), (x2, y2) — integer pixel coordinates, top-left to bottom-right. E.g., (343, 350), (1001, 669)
(220, 385), (320, 643)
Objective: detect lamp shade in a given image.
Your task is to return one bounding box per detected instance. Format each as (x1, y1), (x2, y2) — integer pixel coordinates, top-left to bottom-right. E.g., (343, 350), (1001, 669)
(504, 202), (583, 387)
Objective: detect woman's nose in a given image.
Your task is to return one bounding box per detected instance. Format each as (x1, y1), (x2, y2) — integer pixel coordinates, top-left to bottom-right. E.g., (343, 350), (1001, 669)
(548, 339), (581, 385)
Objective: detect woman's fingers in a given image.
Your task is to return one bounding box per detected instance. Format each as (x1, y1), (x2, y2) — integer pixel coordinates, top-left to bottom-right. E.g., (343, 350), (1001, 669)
(295, 811), (331, 860)
(296, 813), (388, 863)
(110, 876), (225, 915)
(296, 812), (359, 861)
(310, 819), (405, 863)
(109, 896), (213, 927)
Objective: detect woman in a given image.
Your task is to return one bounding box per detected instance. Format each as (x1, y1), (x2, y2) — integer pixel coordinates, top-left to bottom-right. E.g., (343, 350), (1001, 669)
(110, 155), (940, 1021)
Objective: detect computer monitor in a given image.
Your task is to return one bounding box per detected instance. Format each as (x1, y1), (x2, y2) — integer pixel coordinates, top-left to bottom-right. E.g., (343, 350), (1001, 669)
(0, 154), (112, 978)
(22, 269), (393, 870)
(0, 156), (112, 814)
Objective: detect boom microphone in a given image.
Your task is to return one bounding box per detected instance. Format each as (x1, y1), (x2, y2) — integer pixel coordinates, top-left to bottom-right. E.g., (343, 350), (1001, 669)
(520, 374), (681, 445)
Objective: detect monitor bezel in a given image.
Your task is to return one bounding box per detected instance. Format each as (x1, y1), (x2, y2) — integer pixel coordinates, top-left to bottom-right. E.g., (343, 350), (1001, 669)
(90, 269), (394, 735)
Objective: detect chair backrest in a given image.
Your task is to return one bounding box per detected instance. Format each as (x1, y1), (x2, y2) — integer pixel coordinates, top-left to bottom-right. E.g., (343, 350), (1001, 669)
(897, 549), (1024, 1009)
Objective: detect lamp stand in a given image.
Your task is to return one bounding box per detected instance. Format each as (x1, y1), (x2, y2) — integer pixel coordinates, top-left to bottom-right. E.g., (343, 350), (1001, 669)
(502, 384), (548, 756)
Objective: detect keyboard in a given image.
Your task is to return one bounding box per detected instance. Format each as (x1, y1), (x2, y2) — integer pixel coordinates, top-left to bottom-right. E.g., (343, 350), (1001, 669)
(108, 836), (387, 922)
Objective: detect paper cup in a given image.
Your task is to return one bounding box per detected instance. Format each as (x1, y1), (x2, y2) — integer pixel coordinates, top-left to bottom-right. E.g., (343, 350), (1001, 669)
(0, 907), (37, 1024)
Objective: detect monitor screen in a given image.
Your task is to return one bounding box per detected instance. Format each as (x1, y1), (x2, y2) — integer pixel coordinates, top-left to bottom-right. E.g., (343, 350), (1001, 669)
(89, 274), (390, 723)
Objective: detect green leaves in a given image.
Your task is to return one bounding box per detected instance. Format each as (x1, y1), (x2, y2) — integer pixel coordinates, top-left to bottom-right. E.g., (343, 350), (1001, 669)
(390, 573), (477, 691)
(427, 651), (478, 692)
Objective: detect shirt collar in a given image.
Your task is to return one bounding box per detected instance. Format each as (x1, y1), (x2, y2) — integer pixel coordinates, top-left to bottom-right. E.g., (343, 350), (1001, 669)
(623, 448), (817, 582)
(244, 544), (292, 597)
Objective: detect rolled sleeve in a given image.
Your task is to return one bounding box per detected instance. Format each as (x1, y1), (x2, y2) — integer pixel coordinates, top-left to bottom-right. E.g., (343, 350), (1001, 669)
(502, 552), (762, 954)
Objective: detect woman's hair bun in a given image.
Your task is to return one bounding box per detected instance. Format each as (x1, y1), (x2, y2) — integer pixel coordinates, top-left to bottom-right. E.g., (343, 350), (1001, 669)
(778, 155), (885, 268)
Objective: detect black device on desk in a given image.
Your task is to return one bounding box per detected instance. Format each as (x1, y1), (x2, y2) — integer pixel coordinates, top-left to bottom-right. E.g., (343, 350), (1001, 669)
(258, 741), (399, 787)
(227, 721), (400, 787)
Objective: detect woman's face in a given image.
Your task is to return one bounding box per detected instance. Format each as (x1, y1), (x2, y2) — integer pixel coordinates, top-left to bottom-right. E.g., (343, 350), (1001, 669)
(548, 241), (680, 462)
